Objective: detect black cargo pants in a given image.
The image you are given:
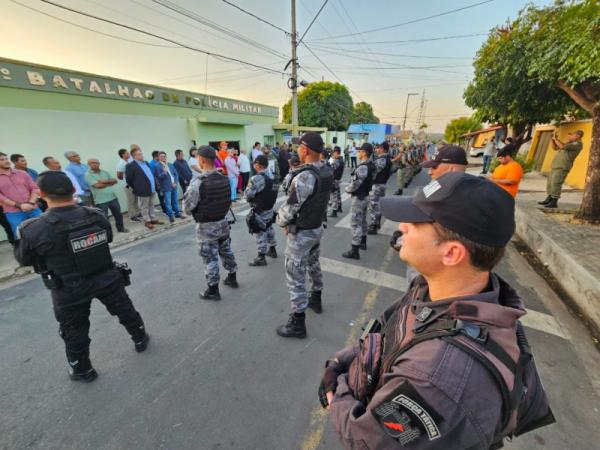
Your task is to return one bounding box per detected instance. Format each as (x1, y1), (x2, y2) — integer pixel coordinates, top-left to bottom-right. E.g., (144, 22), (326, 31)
(53, 282), (145, 366)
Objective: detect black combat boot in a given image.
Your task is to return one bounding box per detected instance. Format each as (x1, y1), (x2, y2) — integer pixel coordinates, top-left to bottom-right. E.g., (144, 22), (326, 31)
(223, 272), (239, 288)
(308, 291), (322, 314)
(342, 245), (360, 260)
(394, 189), (403, 196)
(200, 284), (221, 300)
(538, 196), (552, 205)
(367, 226), (377, 235)
(337, 206), (342, 213)
(360, 236), (367, 250)
(276, 312), (307, 338)
(266, 246), (278, 258)
(249, 253), (267, 266)
(544, 198), (558, 209)
(328, 210), (338, 218)
(134, 333), (150, 353)
(68, 358), (98, 382)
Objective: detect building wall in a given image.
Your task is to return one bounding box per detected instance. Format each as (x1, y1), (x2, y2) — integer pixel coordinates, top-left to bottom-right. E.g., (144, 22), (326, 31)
(527, 119), (592, 189)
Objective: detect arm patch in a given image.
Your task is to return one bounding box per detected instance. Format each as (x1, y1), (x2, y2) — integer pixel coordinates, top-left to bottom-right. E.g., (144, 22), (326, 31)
(372, 381), (444, 446)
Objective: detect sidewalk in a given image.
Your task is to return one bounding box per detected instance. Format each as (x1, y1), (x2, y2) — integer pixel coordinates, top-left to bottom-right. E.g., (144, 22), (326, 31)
(467, 161), (600, 333)
(0, 199), (252, 283)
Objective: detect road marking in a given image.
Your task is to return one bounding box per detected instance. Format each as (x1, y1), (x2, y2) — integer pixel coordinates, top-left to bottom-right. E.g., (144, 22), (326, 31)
(300, 248), (397, 450)
(320, 257), (569, 341)
(335, 212), (396, 237)
(320, 257), (408, 292)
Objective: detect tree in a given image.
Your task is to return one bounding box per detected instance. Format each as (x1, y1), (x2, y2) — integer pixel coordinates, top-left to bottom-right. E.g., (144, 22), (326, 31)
(519, 0), (600, 223)
(282, 81), (353, 131)
(463, 21), (576, 147)
(444, 116), (482, 144)
(350, 101), (379, 124)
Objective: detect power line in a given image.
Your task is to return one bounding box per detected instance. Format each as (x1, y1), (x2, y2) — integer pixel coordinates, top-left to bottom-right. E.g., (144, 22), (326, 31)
(40, 0), (287, 75)
(308, 44), (473, 60)
(221, 0), (289, 35)
(297, 0), (329, 45)
(150, 0), (289, 61)
(309, 0), (494, 40)
(8, 0), (176, 47)
(307, 32), (488, 46)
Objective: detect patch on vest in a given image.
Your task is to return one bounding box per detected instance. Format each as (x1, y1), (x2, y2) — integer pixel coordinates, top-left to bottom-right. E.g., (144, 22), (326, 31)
(422, 179), (441, 198)
(70, 230), (108, 253)
(372, 382), (443, 445)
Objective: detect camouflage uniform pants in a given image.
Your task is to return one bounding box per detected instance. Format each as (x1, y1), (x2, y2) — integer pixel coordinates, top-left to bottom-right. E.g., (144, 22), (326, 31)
(328, 179), (342, 213)
(546, 167), (571, 199)
(252, 209), (276, 254)
(284, 227), (323, 313)
(196, 219), (238, 287)
(350, 196), (369, 246)
(368, 184), (386, 228)
(396, 167), (405, 188)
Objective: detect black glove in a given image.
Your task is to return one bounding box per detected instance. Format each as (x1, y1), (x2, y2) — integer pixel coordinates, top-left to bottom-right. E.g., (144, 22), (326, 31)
(390, 230), (403, 251)
(318, 359), (342, 408)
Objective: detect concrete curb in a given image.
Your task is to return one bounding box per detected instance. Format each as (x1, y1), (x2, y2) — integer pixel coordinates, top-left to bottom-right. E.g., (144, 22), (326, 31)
(514, 205), (600, 331)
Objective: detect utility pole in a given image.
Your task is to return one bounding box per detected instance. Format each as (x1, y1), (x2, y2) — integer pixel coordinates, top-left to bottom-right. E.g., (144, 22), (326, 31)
(402, 92), (419, 131)
(291, 0), (299, 138)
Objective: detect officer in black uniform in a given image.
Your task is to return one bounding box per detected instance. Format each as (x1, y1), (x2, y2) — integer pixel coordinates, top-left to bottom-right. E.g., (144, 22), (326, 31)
(14, 171), (148, 383)
(367, 141), (393, 234)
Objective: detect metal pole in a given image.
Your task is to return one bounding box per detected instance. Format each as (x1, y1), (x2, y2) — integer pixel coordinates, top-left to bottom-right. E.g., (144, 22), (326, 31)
(291, 0), (299, 138)
(402, 93), (418, 131)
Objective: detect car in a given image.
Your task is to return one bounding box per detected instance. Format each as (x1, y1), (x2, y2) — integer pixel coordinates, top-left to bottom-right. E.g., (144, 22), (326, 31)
(469, 147), (484, 157)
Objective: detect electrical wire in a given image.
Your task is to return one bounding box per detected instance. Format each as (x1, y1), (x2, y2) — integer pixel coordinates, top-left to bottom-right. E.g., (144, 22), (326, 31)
(297, 0), (329, 45)
(306, 32), (488, 46)
(221, 0), (289, 35)
(8, 0), (177, 47)
(39, 0), (287, 75)
(309, 0), (494, 40)
(307, 44), (473, 60)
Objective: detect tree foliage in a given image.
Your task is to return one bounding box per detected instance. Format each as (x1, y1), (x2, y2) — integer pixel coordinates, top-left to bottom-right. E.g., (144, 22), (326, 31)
(463, 20), (576, 143)
(444, 116), (482, 144)
(282, 81), (353, 131)
(350, 101), (379, 124)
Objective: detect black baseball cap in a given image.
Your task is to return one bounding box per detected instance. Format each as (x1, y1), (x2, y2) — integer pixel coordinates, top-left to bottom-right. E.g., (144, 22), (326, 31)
(378, 141), (390, 151)
(37, 170), (74, 196)
(380, 172), (515, 246)
(254, 155), (269, 167)
(197, 145), (216, 159)
(288, 153), (301, 166)
(422, 145), (468, 168)
(292, 132), (324, 153)
(359, 143), (373, 156)
(333, 146), (341, 153)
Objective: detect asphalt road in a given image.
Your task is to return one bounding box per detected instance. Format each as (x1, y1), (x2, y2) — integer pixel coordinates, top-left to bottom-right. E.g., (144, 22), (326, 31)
(1, 170), (599, 450)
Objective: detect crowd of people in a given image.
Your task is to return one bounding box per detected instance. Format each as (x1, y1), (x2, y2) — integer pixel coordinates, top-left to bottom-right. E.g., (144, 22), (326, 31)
(5, 131), (559, 449)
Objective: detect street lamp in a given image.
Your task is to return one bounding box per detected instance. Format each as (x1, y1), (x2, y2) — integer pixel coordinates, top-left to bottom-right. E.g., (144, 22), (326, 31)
(402, 93), (419, 131)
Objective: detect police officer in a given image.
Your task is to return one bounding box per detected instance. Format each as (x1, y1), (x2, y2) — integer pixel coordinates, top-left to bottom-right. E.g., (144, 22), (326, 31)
(328, 146), (345, 218)
(276, 132), (333, 338)
(342, 143), (374, 260)
(183, 145), (238, 300)
(14, 171), (148, 383)
(282, 152), (301, 195)
(367, 141), (393, 234)
(245, 155), (279, 267)
(322, 173), (553, 449)
(391, 145), (407, 195)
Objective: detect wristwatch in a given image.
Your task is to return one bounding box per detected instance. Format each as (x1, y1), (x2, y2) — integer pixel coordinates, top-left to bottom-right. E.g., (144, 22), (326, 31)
(14, 202), (22, 210)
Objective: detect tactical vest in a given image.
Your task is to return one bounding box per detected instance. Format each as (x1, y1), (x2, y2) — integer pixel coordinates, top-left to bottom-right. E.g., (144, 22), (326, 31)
(373, 282), (554, 447)
(373, 155), (392, 184)
(292, 164), (334, 230)
(352, 161), (374, 197)
(333, 157), (344, 180)
(193, 172), (232, 223)
(43, 210), (113, 279)
(251, 172), (279, 212)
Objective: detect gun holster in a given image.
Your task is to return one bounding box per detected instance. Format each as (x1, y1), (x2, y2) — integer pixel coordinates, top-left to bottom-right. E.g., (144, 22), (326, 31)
(113, 261), (132, 286)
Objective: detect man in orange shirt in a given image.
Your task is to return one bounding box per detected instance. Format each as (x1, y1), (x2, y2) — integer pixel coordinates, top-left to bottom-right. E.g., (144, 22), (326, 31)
(217, 141), (229, 176)
(490, 146), (523, 198)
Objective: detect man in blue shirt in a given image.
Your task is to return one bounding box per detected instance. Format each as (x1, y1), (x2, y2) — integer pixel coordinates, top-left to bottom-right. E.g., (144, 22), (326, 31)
(149, 150), (166, 213)
(10, 154), (38, 181)
(64, 151), (91, 205)
(153, 151), (185, 223)
(173, 149), (193, 193)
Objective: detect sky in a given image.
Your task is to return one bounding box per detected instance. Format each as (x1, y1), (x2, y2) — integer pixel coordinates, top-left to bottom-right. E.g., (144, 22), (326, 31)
(2, 0), (553, 132)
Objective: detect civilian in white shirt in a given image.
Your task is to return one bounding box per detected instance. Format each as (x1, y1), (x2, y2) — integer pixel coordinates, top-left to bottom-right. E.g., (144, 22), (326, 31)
(42, 156), (84, 204)
(251, 142), (262, 162)
(116, 148), (141, 221)
(224, 148), (240, 202)
(188, 147), (201, 175)
(238, 149), (251, 191)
